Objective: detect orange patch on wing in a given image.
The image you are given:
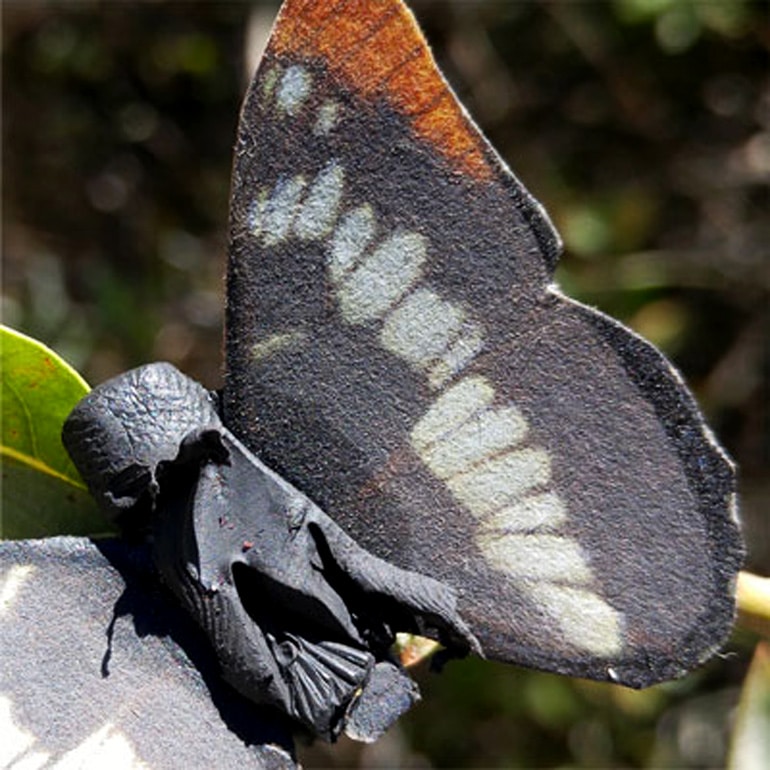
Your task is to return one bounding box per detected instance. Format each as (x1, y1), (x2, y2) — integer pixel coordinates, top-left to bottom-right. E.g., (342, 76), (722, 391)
(269, 0), (493, 181)
(315, 6), (396, 63)
(413, 96), (490, 179)
(342, 12), (420, 92)
(271, 0), (340, 54)
(386, 50), (444, 116)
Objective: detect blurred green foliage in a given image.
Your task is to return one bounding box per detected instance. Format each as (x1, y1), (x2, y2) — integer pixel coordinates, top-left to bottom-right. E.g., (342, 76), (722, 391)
(2, 1), (768, 767)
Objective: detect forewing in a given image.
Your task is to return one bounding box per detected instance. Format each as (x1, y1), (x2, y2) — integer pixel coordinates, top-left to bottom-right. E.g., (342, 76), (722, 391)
(224, 0), (743, 687)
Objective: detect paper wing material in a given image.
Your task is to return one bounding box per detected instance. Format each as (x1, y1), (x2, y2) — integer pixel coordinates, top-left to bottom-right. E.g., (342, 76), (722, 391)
(224, 0), (743, 688)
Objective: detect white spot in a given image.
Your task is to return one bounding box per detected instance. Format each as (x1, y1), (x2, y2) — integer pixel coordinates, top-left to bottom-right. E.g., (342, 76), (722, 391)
(411, 376), (495, 453)
(0, 564), (34, 618)
(526, 584), (623, 656)
(260, 175), (306, 245)
(314, 100), (340, 135)
(482, 491), (567, 532)
(276, 65), (312, 116)
(419, 405), (529, 480)
(248, 190), (269, 238)
(55, 722), (151, 770)
(251, 331), (307, 362)
(478, 533), (593, 584)
(0, 695), (49, 769)
(446, 447), (551, 517)
(380, 288), (465, 368)
(293, 162), (345, 241)
(427, 321), (485, 389)
(328, 205), (377, 284)
(260, 65), (280, 102)
(336, 231), (427, 324)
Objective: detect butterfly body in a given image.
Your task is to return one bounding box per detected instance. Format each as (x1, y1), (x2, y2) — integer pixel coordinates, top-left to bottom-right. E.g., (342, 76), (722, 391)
(63, 362), (477, 741)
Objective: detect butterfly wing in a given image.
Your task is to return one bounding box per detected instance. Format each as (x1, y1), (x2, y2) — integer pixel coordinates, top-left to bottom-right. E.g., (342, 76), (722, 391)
(224, 0), (743, 688)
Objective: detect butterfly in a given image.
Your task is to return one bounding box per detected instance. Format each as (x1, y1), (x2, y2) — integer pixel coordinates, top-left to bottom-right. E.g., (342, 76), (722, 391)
(63, 0), (744, 746)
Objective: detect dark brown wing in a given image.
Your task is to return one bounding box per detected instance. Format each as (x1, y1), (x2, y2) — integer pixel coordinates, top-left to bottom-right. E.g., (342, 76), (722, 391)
(224, 0), (743, 688)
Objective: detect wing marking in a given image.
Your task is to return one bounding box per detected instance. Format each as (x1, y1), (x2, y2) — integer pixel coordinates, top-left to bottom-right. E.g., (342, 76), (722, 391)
(293, 161), (346, 241)
(528, 585), (623, 657)
(313, 100), (341, 136)
(328, 205), (377, 282)
(336, 231), (428, 325)
(251, 331), (308, 363)
(380, 288), (465, 366)
(416, 402), (529, 480)
(482, 492), (567, 532)
(275, 64), (313, 117)
(478, 535), (593, 584)
(255, 175), (307, 246)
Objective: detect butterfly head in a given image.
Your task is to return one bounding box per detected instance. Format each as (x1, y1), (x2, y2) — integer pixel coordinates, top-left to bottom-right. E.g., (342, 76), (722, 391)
(63, 362), (219, 531)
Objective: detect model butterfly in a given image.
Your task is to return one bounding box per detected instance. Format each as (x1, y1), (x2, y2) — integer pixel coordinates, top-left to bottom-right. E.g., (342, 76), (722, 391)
(63, 0), (743, 743)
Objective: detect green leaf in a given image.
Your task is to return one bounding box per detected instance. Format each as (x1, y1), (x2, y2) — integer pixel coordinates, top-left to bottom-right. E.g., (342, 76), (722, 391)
(1, 325), (107, 538)
(728, 642), (770, 770)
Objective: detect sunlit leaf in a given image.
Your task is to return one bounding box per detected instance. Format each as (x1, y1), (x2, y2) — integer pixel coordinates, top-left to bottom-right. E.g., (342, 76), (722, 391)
(395, 633), (440, 668)
(0, 325), (105, 538)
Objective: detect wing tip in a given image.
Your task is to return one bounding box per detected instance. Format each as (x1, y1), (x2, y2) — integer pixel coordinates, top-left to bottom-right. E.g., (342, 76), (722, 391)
(262, 0), (563, 272)
(265, 0), (496, 182)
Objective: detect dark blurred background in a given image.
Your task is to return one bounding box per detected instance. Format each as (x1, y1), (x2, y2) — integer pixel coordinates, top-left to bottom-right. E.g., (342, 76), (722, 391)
(3, 1), (768, 767)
